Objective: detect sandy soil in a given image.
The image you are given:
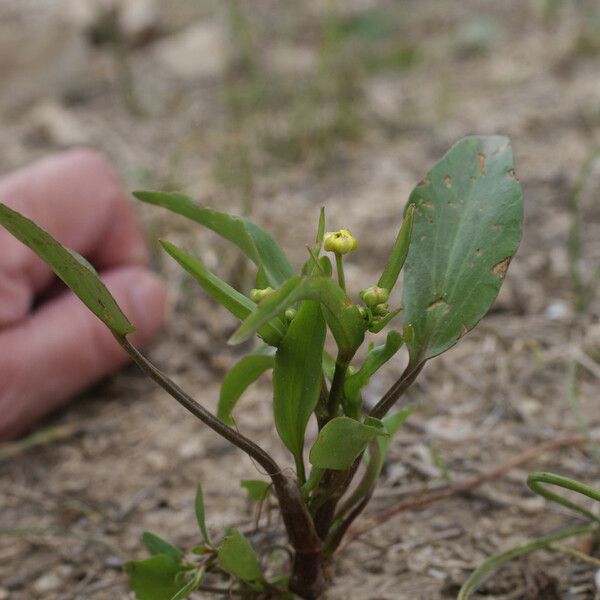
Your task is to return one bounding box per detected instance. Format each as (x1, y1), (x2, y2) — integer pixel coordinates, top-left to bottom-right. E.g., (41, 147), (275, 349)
(1, 1), (600, 598)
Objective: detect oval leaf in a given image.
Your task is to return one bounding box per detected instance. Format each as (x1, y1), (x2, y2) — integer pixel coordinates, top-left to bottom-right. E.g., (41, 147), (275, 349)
(218, 348), (275, 425)
(142, 532), (182, 562)
(309, 416), (388, 471)
(125, 555), (182, 600)
(273, 300), (326, 463)
(0, 203), (134, 335)
(240, 479), (271, 502)
(134, 191), (293, 288)
(218, 529), (262, 582)
(402, 136), (523, 364)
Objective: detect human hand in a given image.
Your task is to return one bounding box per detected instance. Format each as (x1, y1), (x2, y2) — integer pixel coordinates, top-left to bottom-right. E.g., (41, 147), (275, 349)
(0, 150), (167, 440)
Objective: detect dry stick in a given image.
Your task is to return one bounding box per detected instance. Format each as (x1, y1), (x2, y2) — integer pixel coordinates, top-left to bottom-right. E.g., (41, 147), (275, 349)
(347, 434), (590, 543)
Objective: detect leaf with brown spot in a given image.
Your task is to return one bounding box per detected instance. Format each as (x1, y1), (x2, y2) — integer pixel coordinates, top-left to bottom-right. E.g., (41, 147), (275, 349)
(402, 136), (523, 364)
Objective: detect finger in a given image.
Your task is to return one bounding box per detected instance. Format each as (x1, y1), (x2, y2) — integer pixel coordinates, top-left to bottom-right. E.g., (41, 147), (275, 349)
(0, 266), (167, 441)
(0, 149), (148, 323)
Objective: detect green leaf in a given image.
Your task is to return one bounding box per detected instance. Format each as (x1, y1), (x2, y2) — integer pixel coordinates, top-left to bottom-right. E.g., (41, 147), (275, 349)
(142, 532), (182, 562)
(230, 277), (364, 355)
(0, 203), (134, 335)
(218, 529), (262, 582)
(125, 555), (183, 600)
(309, 416), (388, 470)
(402, 135), (523, 364)
(240, 480), (271, 502)
(134, 191), (293, 288)
(378, 204), (414, 291)
(273, 300), (326, 465)
(170, 570), (204, 600)
(344, 331), (404, 403)
(218, 347), (275, 425)
(160, 240), (284, 345)
(194, 483), (211, 546)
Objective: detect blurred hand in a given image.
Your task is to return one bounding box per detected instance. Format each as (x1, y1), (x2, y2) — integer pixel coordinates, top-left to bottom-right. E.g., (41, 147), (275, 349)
(0, 150), (167, 440)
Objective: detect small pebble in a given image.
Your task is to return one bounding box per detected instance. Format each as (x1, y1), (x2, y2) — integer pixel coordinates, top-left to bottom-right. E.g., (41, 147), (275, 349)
(33, 572), (62, 594)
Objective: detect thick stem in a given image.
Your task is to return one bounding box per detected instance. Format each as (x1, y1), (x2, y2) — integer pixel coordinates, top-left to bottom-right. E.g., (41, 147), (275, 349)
(116, 336), (324, 595)
(290, 550), (325, 600)
(324, 489), (373, 557)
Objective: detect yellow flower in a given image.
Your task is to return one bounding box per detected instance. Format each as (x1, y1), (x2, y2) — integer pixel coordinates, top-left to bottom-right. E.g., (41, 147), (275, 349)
(323, 230), (358, 255)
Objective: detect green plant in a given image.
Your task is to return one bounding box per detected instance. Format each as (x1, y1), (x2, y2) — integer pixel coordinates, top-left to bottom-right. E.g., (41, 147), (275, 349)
(0, 135), (523, 599)
(458, 473), (600, 599)
(459, 148), (600, 599)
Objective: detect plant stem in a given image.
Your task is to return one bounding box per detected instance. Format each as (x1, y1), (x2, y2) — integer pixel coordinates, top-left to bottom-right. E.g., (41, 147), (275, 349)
(327, 355), (348, 418)
(115, 336), (325, 599)
(369, 361), (424, 419)
(334, 253), (345, 291)
(548, 543), (600, 568)
(115, 336), (282, 480)
(457, 524), (596, 600)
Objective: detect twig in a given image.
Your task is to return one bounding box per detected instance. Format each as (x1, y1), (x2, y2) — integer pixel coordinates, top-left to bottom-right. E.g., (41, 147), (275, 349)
(347, 434), (590, 542)
(0, 423), (86, 461)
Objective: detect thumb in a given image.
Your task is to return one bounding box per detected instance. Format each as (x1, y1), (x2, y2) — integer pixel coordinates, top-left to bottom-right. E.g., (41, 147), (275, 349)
(0, 266), (167, 440)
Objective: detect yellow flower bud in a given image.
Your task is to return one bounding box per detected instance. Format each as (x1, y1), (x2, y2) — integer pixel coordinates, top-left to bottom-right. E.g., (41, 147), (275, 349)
(250, 287), (274, 302)
(359, 285), (389, 307)
(373, 303), (389, 317)
(323, 230), (358, 255)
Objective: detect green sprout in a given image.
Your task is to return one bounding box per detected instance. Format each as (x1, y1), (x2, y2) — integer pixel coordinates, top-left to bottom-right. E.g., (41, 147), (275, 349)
(0, 135), (523, 599)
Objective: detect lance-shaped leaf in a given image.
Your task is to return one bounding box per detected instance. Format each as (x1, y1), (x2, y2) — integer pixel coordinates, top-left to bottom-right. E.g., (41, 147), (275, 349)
(194, 483), (211, 546)
(273, 300), (326, 466)
(344, 331), (404, 403)
(402, 135), (523, 364)
(134, 191), (293, 288)
(378, 204), (414, 291)
(230, 277), (365, 354)
(0, 203), (134, 335)
(160, 240), (284, 345)
(309, 416), (388, 471)
(125, 555), (183, 600)
(217, 347), (275, 425)
(218, 529), (262, 582)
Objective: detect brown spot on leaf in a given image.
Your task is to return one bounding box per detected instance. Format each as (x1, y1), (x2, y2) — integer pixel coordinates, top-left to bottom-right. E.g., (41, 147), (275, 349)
(491, 223), (500, 230)
(478, 153), (486, 176)
(491, 141), (509, 156)
(459, 323), (469, 338)
(422, 200), (434, 210)
(443, 175), (452, 188)
(491, 257), (511, 279)
(507, 168), (518, 181)
(416, 176), (430, 187)
(427, 297), (449, 311)
(475, 248), (482, 257)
